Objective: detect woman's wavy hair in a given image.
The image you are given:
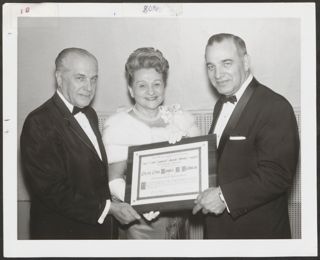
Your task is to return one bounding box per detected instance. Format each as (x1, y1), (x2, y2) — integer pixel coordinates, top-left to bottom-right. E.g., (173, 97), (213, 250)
(125, 47), (169, 86)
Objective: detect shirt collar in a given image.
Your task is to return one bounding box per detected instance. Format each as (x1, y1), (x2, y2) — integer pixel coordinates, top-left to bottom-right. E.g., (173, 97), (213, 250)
(234, 73), (253, 102)
(57, 90), (73, 113)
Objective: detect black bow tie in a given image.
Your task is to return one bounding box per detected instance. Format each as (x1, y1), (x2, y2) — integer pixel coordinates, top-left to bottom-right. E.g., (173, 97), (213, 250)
(72, 106), (89, 115)
(221, 95), (237, 104)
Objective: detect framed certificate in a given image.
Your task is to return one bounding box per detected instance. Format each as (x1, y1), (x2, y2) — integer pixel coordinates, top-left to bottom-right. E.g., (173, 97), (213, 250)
(125, 134), (217, 213)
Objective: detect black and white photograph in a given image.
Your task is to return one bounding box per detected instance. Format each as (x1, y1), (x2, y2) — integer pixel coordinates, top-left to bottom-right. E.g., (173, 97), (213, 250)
(2, 2), (317, 258)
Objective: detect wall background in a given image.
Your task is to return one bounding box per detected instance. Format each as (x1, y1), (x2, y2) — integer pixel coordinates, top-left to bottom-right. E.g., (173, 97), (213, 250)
(17, 17), (300, 238)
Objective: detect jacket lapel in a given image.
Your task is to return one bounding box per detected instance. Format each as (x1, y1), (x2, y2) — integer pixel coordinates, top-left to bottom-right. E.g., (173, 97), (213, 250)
(52, 93), (102, 160)
(217, 78), (257, 157)
(208, 97), (224, 134)
(87, 112), (108, 164)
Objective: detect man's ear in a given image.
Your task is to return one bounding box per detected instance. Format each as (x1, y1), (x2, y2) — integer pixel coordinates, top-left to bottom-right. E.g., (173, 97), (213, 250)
(127, 86), (134, 98)
(243, 54), (250, 72)
(55, 71), (62, 87)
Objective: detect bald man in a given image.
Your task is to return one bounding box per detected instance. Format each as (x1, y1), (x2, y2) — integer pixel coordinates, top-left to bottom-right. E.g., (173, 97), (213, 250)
(21, 48), (140, 239)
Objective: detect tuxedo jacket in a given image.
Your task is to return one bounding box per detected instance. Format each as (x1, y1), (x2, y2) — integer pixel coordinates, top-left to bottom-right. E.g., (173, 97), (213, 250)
(20, 93), (116, 239)
(206, 78), (300, 239)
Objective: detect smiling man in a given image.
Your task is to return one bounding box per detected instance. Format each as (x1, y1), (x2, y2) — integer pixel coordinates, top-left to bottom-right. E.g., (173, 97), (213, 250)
(193, 33), (300, 239)
(20, 48), (140, 239)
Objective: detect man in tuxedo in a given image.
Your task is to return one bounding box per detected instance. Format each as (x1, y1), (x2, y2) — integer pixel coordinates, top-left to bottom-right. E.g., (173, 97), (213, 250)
(193, 33), (299, 238)
(20, 48), (141, 239)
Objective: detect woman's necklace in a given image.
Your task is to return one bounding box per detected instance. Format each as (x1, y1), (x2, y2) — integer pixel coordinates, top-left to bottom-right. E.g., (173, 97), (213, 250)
(132, 105), (161, 122)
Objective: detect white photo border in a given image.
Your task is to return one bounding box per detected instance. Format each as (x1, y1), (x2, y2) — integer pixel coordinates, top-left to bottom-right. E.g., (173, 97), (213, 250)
(3, 2), (317, 257)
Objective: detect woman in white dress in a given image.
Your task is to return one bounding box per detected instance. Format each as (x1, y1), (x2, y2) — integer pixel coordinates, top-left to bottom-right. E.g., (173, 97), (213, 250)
(102, 47), (202, 239)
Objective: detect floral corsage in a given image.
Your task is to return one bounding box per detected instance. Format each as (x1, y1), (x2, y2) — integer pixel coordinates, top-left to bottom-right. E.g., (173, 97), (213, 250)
(159, 104), (194, 142)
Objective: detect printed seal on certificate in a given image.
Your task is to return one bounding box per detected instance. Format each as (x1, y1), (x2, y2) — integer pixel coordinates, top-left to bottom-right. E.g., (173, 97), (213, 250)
(125, 134), (217, 213)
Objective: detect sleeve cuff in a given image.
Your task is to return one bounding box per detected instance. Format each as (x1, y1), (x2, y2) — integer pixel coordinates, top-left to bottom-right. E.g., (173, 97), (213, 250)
(97, 199), (111, 224)
(218, 188), (230, 213)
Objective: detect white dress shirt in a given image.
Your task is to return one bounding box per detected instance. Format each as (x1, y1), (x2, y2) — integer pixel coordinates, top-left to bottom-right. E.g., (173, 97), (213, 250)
(214, 74), (253, 145)
(57, 91), (110, 224)
(213, 74), (253, 212)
